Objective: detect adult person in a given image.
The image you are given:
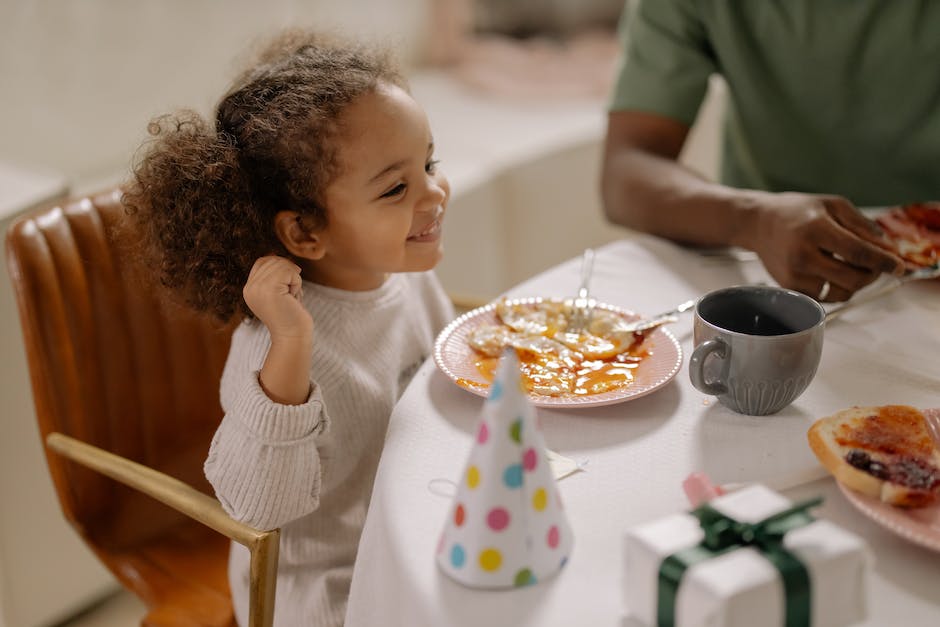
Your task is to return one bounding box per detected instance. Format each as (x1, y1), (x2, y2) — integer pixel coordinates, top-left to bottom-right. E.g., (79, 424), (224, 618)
(601, 0), (940, 302)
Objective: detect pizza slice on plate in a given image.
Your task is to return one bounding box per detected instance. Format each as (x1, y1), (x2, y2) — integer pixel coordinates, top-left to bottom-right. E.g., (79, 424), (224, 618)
(875, 202), (940, 268)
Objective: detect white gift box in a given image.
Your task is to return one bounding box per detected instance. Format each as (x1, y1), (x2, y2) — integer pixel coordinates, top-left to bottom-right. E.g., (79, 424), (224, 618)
(623, 484), (870, 627)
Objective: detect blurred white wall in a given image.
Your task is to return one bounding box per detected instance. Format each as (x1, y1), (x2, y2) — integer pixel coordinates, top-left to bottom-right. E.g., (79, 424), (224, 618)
(0, 0), (430, 193)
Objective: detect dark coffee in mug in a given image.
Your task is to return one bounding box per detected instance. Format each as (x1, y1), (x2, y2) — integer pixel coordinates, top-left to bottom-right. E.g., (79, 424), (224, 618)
(700, 308), (797, 336)
(695, 287), (822, 336)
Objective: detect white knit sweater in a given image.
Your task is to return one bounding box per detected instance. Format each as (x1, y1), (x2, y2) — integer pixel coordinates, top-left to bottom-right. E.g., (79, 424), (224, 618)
(205, 271), (454, 627)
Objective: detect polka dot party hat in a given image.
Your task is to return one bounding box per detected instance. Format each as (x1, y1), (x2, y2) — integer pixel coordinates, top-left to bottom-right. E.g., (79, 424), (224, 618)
(437, 349), (574, 588)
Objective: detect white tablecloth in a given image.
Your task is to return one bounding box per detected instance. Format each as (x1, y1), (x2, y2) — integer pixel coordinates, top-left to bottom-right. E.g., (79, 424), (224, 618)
(346, 235), (940, 627)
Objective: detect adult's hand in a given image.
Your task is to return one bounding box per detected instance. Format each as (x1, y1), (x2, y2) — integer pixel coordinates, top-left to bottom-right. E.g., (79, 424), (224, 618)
(750, 193), (905, 302)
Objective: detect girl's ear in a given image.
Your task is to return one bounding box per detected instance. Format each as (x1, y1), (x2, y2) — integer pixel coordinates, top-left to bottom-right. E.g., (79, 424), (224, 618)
(274, 210), (326, 260)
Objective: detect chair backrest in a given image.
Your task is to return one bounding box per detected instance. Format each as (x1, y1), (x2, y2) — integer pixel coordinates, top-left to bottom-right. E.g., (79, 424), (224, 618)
(5, 188), (236, 551)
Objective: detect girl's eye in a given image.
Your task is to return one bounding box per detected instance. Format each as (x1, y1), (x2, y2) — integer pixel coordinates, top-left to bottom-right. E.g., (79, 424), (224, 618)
(381, 183), (406, 199)
(425, 159), (440, 174)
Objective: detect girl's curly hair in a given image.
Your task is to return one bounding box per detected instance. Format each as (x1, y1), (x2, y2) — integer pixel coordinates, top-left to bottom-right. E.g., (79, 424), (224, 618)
(122, 30), (405, 322)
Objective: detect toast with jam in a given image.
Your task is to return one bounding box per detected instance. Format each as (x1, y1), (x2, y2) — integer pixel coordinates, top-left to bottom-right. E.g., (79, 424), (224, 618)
(808, 405), (940, 508)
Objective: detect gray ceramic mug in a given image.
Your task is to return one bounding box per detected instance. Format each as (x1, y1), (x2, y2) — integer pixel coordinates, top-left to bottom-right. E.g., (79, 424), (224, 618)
(689, 285), (826, 415)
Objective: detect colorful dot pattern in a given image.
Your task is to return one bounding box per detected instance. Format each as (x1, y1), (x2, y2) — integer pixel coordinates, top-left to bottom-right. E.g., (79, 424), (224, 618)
(437, 349), (573, 588)
(466, 466), (480, 489)
(532, 488), (547, 511)
(503, 464), (523, 489)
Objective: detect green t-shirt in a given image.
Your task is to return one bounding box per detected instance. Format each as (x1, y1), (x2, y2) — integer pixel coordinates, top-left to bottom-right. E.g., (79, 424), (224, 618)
(610, 0), (940, 206)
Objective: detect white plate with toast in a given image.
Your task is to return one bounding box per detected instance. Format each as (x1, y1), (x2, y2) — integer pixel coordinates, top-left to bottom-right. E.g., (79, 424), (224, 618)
(808, 405), (940, 551)
(838, 483), (940, 552)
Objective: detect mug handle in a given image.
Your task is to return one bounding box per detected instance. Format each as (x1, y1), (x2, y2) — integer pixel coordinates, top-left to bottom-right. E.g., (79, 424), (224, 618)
(689, 338), (729, 395)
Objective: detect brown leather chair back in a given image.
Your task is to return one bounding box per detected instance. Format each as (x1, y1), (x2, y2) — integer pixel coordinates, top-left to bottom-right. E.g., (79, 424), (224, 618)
(5, 188), (238, 626)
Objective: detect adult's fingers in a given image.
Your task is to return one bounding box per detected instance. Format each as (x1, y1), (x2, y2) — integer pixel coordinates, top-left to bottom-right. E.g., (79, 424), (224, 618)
(788, 274), (853, 303)
(823, 197), (882, 239)
(808, 248), (881, 294)
(819, 280), (853, 303)
(813, 218), (905, 277)
(823, 198), (905, 274)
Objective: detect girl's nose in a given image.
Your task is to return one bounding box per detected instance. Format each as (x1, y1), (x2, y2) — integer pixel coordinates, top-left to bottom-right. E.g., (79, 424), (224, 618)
(419, 174), (447, 211)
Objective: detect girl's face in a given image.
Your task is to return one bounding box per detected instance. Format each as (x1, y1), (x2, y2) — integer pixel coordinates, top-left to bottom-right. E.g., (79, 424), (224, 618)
(308, 82), (449, 291)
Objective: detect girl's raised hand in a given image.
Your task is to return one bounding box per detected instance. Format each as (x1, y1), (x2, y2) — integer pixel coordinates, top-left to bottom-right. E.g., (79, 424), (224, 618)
(243, 256), (313, 341)
(244, 256), (313, 405)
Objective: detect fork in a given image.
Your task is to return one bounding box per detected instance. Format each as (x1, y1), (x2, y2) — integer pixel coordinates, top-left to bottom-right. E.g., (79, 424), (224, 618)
(566, 248), (596, 335)
(619, 298), (697, 333)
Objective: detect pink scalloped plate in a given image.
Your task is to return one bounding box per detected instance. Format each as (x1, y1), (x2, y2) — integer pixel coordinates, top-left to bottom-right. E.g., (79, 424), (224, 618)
(433, 297), (683, 408)
(837, 482), (940, 552)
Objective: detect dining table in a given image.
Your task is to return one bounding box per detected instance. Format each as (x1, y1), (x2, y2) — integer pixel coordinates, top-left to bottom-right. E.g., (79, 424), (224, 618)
(345, 233), (940, 627)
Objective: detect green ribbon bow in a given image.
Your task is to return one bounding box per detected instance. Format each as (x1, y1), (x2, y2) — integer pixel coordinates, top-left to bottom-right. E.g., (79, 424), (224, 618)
(656, 496), (823, 627)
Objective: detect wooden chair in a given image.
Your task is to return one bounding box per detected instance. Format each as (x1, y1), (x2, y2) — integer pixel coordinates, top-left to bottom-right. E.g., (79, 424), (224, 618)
(4, 189), (278, 627)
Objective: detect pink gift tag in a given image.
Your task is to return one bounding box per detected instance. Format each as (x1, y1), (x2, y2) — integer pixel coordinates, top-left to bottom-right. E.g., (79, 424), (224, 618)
(682, 472), (725, 508)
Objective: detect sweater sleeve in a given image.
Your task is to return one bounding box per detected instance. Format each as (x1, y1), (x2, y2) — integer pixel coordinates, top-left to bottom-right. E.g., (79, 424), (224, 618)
(205, 366), (329, 531)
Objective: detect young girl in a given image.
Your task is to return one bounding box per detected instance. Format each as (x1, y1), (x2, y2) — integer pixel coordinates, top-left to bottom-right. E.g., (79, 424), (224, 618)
(123, 30), (455, 627)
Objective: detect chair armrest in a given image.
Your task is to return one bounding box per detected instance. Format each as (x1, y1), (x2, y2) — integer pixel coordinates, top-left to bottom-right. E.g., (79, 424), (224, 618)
(46, 432), (278, 627)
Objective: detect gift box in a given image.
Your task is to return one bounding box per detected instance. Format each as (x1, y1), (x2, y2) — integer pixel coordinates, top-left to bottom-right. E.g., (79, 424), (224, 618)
(623, 484), (870, 627)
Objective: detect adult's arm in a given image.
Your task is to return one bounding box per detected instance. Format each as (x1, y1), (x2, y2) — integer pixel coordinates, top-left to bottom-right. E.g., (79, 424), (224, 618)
(601, 110), (905, 301)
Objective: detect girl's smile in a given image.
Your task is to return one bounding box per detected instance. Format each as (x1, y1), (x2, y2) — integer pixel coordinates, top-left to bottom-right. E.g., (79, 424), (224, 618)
(407, 206), (444, 243)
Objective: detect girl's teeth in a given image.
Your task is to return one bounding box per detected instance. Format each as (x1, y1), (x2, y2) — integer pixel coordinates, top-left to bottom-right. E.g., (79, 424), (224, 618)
(414, 221), (438, 237)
